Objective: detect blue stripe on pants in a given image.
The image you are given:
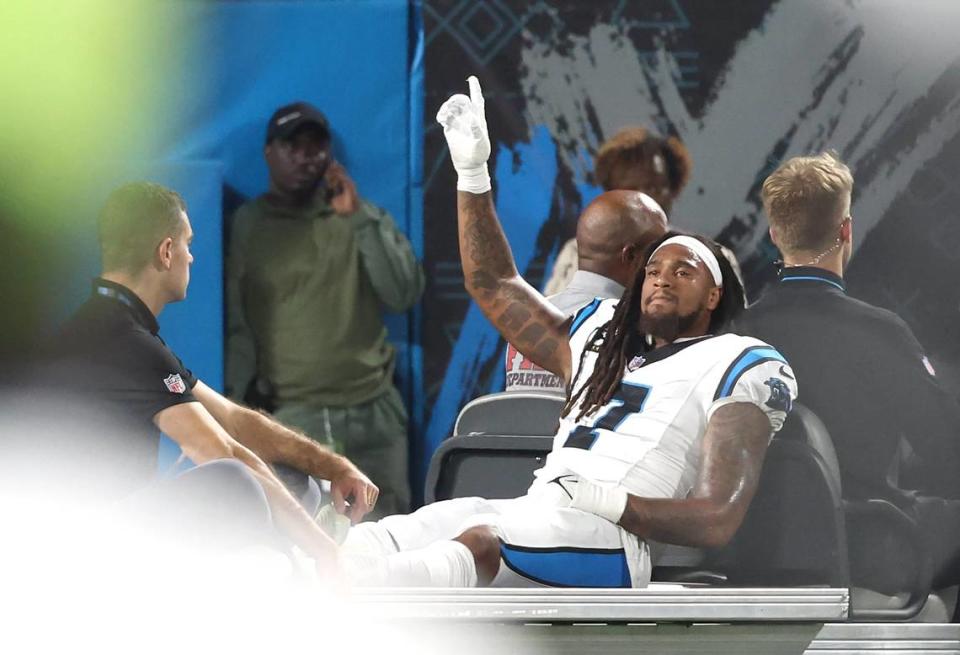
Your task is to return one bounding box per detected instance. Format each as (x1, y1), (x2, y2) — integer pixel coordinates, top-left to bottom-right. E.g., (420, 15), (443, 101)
(500, 542), (631, 587)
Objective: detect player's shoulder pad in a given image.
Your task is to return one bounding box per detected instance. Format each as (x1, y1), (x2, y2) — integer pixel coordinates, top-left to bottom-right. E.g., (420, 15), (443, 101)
(711, 333), (792, 401)
(569, 297), (618, 336)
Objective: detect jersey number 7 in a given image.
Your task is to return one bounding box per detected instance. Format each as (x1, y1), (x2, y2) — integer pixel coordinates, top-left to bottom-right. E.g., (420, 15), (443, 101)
(564, 382), (651, 450)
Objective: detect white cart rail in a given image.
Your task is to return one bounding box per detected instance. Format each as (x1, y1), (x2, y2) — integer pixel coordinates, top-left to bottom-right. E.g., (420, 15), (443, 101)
(355, 587), (960, 654)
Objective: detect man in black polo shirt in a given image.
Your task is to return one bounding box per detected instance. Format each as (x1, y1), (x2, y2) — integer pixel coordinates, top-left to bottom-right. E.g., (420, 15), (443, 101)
(737, 152), (960, 591)
(46, 182), (379, 570)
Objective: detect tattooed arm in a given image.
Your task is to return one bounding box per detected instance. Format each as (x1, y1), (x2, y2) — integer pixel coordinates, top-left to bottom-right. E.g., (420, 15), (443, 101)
(586, 402), (770, 548)
(437, 77), (572, 382)
(458, 191), (572, 382)
(620, 403), (770, 547)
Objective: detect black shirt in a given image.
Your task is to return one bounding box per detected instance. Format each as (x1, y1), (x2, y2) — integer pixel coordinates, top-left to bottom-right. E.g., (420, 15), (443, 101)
(736, 266), (960, 505)
(39, 279), (198, 495)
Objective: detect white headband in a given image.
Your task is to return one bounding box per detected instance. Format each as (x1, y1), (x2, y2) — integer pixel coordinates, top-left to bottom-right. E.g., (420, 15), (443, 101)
(649, 236), (724, 286)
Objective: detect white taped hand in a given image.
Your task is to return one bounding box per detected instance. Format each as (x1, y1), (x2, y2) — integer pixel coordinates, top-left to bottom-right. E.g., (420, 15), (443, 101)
(436, 75), (491, 194)
(570, 478), (628, 524)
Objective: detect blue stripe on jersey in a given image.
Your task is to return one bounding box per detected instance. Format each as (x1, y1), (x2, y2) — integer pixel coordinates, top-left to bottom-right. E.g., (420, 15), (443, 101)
(714, 345), (787, 400)
(500, 543), (631, 588)
(569, 298), (602, 336)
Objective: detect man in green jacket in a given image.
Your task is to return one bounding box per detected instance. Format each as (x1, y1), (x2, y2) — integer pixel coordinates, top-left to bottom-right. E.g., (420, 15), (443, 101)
(226, 102), (424, 516)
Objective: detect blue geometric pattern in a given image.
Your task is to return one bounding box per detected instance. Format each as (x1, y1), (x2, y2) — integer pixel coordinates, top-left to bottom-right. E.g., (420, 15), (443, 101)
(424, 1), (530, 66)
(425, 0), (691, 67)
(611, 0), (690, 30)
(458, 3), (505, 51)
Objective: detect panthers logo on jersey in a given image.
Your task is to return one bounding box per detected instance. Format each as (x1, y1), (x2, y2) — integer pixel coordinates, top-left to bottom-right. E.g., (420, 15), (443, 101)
(764, 377), (793, 413)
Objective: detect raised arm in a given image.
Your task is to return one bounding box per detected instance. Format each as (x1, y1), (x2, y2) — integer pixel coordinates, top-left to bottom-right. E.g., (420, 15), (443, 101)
(438, 76), (571, 381)
(571, 402), (771, 548)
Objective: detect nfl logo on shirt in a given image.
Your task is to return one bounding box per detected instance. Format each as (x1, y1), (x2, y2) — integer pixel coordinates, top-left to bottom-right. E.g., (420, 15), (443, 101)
(164, 373), (186, 394)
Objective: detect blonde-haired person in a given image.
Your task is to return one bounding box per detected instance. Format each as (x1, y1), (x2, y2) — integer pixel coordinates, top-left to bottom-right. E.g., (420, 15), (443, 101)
(761, 150), (854, 263)
(738, 151), (960, 605)
(543, 127), (692, 295)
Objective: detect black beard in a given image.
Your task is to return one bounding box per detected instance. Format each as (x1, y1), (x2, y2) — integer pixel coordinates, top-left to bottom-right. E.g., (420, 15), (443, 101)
(638, 309), (701, 345)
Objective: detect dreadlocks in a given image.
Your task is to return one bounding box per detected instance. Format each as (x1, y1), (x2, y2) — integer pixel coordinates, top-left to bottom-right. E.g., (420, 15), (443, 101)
(561, 230), (744, 422)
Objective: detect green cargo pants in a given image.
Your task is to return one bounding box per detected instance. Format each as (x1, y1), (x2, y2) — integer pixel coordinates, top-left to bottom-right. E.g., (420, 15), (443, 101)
(272, 385), (411, 519)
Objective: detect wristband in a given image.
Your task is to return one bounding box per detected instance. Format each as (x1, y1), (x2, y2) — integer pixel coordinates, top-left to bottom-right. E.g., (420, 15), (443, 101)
(570, 479), (628, 524)
(456, 164), (491, 194)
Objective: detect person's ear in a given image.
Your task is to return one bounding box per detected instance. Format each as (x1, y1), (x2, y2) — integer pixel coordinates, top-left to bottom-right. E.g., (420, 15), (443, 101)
(840, 216), (852, 243)
(707, 286), (722, 311)
(768, 226), (779, 246)
(156, 237), (174, 271)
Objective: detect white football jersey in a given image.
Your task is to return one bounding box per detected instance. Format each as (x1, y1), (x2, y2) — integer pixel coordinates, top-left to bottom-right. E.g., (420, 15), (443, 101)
(533, 298), (798, 499)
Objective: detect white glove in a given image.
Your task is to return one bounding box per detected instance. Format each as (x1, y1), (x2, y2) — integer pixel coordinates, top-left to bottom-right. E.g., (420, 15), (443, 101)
(436, 75), (491, 194)
(570, 478), (628, 524)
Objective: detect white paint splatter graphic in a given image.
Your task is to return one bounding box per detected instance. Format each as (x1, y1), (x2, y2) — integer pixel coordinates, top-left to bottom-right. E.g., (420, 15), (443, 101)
(520, 0), (960, 255)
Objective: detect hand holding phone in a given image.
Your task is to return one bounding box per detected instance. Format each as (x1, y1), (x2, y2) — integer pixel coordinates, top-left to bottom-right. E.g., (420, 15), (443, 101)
(324, 161), (359, 215)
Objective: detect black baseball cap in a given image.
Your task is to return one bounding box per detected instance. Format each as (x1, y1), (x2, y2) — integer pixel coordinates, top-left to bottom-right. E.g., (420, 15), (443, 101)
(265, 101), (330, 144)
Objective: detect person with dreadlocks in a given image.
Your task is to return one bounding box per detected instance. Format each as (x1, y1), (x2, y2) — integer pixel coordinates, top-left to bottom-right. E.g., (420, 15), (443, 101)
(504, 190), (668, 394)
(337, 77), (797, 589)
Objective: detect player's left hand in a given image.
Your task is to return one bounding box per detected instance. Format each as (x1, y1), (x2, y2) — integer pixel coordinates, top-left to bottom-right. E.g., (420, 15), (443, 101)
(330, 464), (379, 523)
(568, 478), (628, 524)
(325, 161), (360, 215)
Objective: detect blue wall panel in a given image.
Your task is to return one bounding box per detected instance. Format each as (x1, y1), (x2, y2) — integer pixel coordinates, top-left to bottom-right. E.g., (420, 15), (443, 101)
(166, 1), (414, 233)
(154, 1), (424, 483)
(151, 161), (225, 391)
